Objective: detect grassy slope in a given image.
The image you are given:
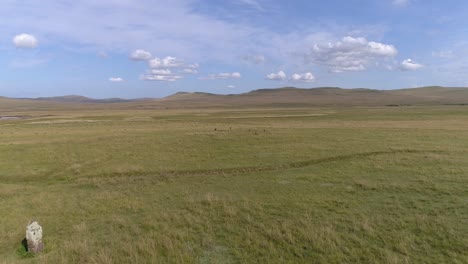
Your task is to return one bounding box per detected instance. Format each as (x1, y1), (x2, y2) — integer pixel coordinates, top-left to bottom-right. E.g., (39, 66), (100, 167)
(157, 87), (468, 108)
(0, 106), (467, 263)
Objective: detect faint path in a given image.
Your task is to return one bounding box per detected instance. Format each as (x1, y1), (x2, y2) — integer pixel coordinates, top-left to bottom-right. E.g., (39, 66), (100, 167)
(85, 149), (447, 181)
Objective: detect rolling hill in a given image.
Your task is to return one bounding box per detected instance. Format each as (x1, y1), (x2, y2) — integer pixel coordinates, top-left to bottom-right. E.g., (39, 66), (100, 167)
(2, 86), (468, 110)
(157, 86), (468, 108)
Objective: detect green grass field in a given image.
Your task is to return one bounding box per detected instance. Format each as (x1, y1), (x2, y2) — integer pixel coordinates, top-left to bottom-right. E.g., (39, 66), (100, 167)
(1, 106), (467, 263)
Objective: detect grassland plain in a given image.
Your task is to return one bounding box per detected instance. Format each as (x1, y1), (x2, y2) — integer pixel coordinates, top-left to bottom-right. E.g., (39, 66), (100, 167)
(0, 105), (467, 263)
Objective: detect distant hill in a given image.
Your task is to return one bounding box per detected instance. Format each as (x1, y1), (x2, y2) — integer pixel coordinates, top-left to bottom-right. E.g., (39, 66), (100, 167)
(163, 92), (217, 100)
(2, 87), (468, 110)
(20, 95), (137, 103)
(158, 86), (468, 107)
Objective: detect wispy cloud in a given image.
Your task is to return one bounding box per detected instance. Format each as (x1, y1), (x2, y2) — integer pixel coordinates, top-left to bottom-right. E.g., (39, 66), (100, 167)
(97, 51), (108, 58)
(432, 50), (454, 59)
(242, 54), (265, 65)
(109, 77), (124, 82)
(10, 58), (47, 68)
(392, 0), (409, 7)
(237, 0), (265, 11)
(200, 72), (241, 80)
(140, 74), (183, 82)
(0, 1), (368, 67)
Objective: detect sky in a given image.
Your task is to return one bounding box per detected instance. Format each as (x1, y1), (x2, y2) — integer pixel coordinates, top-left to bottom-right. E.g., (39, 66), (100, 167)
(1, 0), (468, 98)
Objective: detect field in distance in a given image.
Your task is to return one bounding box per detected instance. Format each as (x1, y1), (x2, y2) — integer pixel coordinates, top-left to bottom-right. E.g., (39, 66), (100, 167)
(0, 103), (467, 263)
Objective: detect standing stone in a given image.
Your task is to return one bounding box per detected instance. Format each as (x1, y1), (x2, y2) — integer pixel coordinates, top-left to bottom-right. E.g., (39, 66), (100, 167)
(25, 221), (44, 253)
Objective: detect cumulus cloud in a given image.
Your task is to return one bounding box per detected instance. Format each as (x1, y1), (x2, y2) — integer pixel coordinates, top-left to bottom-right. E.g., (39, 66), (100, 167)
(306, 36), (397, 73)
(130, 49), (152, 61)
(291, 72), (315, 82)
(138, 56), (198, 82)
(266, 71), (315, 82)
(400, 59), (423, 71)
(242, 54), (265, 64)
(149, 56), (184, 68)
(0, 0), (394, 73)
(109, 77), (124, 82)
(201, 72), (241, 80)
(0, 1), (396, 76)
(13, 34), (38, 48)
(266, 71), (287, 81)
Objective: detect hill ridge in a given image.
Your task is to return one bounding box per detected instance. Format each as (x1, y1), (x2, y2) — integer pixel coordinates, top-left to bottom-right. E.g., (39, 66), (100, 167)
(2, 86), (468, 108)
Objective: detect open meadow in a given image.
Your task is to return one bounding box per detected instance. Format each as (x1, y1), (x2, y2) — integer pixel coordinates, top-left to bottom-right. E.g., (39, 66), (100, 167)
(0, 104), (467, 263)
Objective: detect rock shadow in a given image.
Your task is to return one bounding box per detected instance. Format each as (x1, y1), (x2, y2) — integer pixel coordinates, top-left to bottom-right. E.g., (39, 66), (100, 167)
(21, 237), (28, 251)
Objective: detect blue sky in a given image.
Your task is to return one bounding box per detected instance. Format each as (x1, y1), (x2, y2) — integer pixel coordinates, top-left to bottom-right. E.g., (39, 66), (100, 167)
(1, 0), (468, 98)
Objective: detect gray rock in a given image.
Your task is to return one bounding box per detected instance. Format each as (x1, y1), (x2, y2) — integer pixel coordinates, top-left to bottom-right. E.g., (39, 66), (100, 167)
(26, 221), (44, 253)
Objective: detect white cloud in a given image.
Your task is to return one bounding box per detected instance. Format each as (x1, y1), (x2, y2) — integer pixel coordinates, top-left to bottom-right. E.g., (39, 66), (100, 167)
(149, 56), (184, 68)
(306, 36), (397, 73)
(231, 72), (241, 78)
(267, 71), (315, 82)
(291, 72), (315, 82)
(400, 59), (423, 71)
(0, 1), (391, 74)
(130, 49), (152, 61)
(109, 77), (124, 82)
(227, 85), (236, 88)
(138, 56), (198, 81)
(201, 72), (241, 80)
(242, 54), (265, 64)
(181, 63), (199, 74)
(149, 69), (172, 75)
(182, 68), (198, 74)
(0, 1), (345, 68)
(141, 69), (184, 81)
(266, 71), (287, 81)
(140, 74), (183, 82)
(392, 0), (409, 6)
(13, 34), (38, 48)
(0, 1), (253, 58)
